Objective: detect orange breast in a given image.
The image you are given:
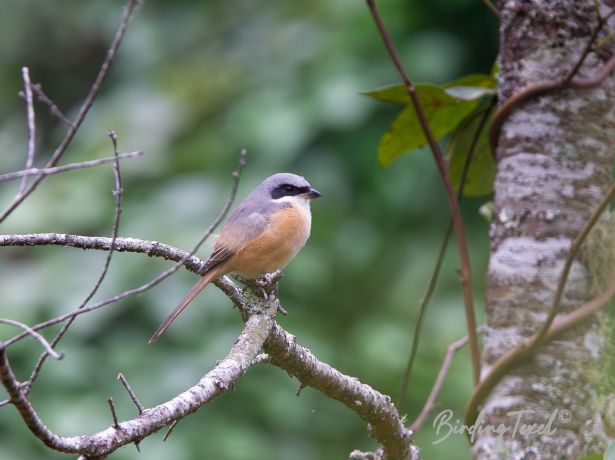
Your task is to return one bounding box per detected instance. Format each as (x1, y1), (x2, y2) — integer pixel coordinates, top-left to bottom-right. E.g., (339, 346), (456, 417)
(228, 205), (310, 278)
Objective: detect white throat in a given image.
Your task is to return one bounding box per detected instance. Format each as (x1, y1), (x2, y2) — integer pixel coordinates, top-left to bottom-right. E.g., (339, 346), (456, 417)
(273, 195), (312, 225)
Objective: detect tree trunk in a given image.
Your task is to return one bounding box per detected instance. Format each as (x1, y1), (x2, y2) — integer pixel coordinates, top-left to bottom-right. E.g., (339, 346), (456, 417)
(475, 1), (615, 458)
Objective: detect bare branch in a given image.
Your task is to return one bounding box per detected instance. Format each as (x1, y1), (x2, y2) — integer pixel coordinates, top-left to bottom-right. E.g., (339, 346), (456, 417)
(2, 148), (246, 348)
(0, 348), (64, 449)
(29, 83), (74, 127)
(1, 234), (418, 457)
(162, 420), (179, 442)
(366, 0), (481, 386)
(0, 0), (139, 223)
(0, 300), (277, 456)
(0, 319), (62, 360)
(479, 0), (499, 18)
(410, 326), (485, 433)
(117, 373), (143, 415)
(23, 132), (125, 394)
(107, 397), (119, 429)
(264, 322), (417, 460)
(18, 67), (36, 195)
(0, 151), (143, 182)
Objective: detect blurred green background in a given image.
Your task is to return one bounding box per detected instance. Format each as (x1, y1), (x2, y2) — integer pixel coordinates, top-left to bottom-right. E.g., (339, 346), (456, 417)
(0, 0), (496, 458)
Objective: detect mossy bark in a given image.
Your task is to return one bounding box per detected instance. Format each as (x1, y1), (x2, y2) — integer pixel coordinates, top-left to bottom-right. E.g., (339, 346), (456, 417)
(475, 1), (615, 458)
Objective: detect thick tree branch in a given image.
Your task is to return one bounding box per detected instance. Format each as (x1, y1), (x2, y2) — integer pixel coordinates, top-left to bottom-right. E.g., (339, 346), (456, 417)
(265, 324), (417, 460)
(1, 148), (246, 349)
(0, 300), (277, 456)
(0, 233), (418, 459)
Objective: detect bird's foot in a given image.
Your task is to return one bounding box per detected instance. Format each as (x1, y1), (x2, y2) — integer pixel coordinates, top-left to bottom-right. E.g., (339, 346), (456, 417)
(234, 271), (283, 301)
(256, 271), (283, 300)
(256, 270), (284, 287)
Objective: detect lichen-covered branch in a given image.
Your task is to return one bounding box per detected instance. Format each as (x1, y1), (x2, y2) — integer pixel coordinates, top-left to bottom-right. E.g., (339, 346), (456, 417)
(0, 300), (276, 456)
(0, 233), (418, 459)
(265, 324), (417, 460)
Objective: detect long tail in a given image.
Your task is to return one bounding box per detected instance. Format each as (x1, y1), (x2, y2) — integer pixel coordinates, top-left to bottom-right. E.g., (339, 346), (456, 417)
(149, 268), (222, 343)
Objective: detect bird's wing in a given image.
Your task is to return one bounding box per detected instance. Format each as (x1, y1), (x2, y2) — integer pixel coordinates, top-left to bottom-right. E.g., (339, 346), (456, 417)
(201, 201), (290, 274)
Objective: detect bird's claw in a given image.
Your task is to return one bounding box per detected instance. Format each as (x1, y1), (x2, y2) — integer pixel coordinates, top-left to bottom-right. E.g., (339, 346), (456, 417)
(256, 270), (284, 287)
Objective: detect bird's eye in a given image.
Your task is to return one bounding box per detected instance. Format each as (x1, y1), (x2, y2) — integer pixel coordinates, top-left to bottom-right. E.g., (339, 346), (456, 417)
(285, 185), (295, 192)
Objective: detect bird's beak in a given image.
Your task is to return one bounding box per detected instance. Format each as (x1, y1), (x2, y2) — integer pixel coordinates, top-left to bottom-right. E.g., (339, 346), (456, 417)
(305, 187), (321, 199)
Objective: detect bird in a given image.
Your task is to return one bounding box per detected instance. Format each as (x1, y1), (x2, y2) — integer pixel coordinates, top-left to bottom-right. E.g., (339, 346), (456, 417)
(149, 172), (321, 343)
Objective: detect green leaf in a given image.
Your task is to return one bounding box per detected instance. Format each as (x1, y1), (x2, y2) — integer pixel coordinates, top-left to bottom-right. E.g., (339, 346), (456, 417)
(362, 83), (410, 105)
(447, 108), (495, 196)
(377, 84), (480, 166)
(363, 73), (496, 105)
(443, 73), (497, 100)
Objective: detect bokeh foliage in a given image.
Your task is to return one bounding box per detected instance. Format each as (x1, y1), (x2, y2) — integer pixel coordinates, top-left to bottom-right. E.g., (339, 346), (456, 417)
(0, 0), (496, 458)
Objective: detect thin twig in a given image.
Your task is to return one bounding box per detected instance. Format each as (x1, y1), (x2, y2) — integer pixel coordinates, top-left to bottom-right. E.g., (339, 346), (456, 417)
(0, 319), (62, 360)
(107, 397), (120, 429)
(18, 67), (36, 195)
(398, 102), (494, 409)
(0, 151), (143, 182)
(2, 149), (247, 348)
(0, 0), (139, 224)
(410, 325), (485, 433)
(479, 0), (499, 18)
(366, 0), (481, 386)
(23, 132), (125, 393)
(117, 373), (143, 415)
(29, 83), (74, 127)
(163, 420), (179, 441)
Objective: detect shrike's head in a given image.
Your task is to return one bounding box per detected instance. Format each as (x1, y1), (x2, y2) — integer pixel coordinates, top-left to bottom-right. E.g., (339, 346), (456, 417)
(262, 173), (321, 202)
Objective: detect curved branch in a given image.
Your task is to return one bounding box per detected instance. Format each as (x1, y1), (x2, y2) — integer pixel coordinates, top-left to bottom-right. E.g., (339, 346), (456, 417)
(0, 319), (62, 360)
(265, 324), (418, 460)
(0, 233), (418, 459)
(0, 301), (276, 456)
